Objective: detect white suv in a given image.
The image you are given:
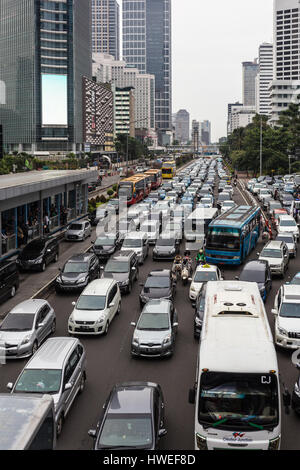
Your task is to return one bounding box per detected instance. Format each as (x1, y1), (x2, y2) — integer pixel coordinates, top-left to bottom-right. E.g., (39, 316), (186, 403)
(121, 231), (149, 264)
(258, 240), (289, 277)
(68, 279), (121, 336)
(278, 215), (299, 242)
(272, 284), (300, 349)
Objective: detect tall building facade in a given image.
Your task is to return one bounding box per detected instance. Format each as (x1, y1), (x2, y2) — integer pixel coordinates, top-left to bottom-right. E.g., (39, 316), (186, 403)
(175, 109), (190, 143)
(242, 60), (259, 106)
(92, 0), (120, 60)
(192, 120), (200, 153)
(227, 102), (243, 135)
(93, 53), (155, 133)
(122, 0), (172, 142)
(270, 0), (300, 125)
(200, 120), (211, 145)
(230, 106), (256, 132)
(255, 43), (273, 116)
(0, 0), (92, 154)
(112, 85), (135, 137)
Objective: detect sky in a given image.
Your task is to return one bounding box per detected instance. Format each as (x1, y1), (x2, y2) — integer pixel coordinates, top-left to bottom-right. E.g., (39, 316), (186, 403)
(117, 0), (274, 142)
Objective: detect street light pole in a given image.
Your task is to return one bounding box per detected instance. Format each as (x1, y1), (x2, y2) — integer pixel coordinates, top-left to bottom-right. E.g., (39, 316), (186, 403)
(260, 117), (263, 177)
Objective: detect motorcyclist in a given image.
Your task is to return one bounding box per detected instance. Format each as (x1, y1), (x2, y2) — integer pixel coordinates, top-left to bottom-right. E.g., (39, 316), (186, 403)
(196, 249), (206, 265)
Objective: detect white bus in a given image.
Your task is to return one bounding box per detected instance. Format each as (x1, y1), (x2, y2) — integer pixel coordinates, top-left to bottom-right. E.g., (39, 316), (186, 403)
(189, 281), (283, 450)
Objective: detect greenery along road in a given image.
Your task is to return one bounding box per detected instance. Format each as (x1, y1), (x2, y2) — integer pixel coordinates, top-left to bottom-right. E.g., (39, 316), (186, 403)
(220, 99), (300, 175)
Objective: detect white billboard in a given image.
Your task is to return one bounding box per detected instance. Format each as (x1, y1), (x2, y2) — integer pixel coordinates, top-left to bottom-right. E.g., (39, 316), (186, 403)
(42, 74), (68, 126)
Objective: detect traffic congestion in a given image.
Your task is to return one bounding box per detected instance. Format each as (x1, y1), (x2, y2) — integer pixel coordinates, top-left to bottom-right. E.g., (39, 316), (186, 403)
(1, 156), (300, 450)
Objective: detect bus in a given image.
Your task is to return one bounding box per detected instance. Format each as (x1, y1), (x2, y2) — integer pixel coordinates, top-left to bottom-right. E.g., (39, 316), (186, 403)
(118, 174), (151, 206)
(205, 205), (261, 265)
(162, 160), (177, 179)
(0, 394), (55, 450)
(189, 280), (282, 450)
(145, 169), (162, 189)
(185, 208), (218, 243)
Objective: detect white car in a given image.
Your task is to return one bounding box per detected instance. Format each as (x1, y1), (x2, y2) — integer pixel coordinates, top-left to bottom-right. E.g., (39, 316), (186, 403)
(221, 200), (236, 214)
(68, 279), (121, 336)
(189, 264), (223, 303)
(278, 215), (299, 242)
(65, 220), (91, 242)
(272, 284), (300, 349)
(121, 231), (149, 264)
(139, 220), (160, 245)
(258, 240), (289, 277)
(276, 232), (297, 258)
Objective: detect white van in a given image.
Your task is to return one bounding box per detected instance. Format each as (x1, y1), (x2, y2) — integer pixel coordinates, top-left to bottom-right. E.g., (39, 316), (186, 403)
(184, 208), (218, 242)
(189, 281), (283, 450)
(121, 231), (149, 264)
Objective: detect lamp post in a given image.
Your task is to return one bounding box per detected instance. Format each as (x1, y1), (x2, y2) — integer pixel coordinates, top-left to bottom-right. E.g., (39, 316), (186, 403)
(260, 116), (263, 177)
(126, 117), (148, 177)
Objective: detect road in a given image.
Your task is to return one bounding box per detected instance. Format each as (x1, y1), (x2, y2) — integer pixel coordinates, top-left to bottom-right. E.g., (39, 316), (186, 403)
(0, 177), (300, 450)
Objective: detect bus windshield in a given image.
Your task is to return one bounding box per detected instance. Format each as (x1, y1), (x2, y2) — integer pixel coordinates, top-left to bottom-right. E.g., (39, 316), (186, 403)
(206, 227), (240, 251)
(198, 372), (279, 431)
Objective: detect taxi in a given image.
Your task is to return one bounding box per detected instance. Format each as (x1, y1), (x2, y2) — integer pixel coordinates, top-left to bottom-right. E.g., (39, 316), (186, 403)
(188, 263), (223, 304)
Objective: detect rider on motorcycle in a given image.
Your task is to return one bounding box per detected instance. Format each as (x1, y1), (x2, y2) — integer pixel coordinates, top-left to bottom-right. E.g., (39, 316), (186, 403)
(196, 249), (206, 265)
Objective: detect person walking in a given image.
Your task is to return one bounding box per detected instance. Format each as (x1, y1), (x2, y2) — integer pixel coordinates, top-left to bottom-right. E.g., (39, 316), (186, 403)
(44, 214), (50, 234)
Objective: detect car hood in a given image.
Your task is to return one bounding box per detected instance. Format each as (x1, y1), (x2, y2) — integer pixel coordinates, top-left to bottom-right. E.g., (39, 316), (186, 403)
(103, 272), (128, 282)
(60, 272), (86, 282)
(155, 245), (174, 252)
(18, 251), (42, 261)
(279, 226), (298, 234)
(278, 316), (300, 332)
(66, 229), (83, 235)
(93, 245), (115, 253)
(72, 308), (106, 322)
(141, 287), (171, 299)
(0, 330), (33, 344)
(134, 328), (170, 344)
(259, 256), (282, 265)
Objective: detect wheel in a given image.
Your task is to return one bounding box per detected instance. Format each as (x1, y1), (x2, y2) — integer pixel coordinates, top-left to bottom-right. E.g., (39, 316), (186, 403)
(79, 373), (86, 394)
(51, 320), (56, 335)
(127, 282), (132, 294)
(40, 262), (46, 272)
(104, 321), (109, 335)
(10, 285), (16, 298)
(32, 341), (38, 356)
(53, 253), (58, 263)
(117, 302), (121, 315)
(56, 414), (64, 437)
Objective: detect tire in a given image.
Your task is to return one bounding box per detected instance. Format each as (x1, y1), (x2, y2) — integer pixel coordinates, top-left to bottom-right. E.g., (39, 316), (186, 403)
(32, 341), (38, 356)
(127, 282), (132, 294)
(104, 321), (109, 335)
(53, 253), (58, 263)
(117, 302), (121, 315)
(56, 414), (64, 437)
(40, 262), (46, 272)
(51, 320), (56, 335)
(10, 285), (16, 298)
(79, 373), (86, 394)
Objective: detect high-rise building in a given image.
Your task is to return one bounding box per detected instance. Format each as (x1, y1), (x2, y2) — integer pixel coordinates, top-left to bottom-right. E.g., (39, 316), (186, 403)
(242, 60), (259, 106)
(112, 85), (135, 137)
(227, 102), (243, 135)
(230, 106), (256, 132)
(270, 0), (300, 125)
(0, 0), (91, 154)
(255, 43), (273, 116)
(200, 120), (211, 145)
(92, 0), (120, 60)
(93, 53), (155, 134)
(175, 110), (190, 143)
(122, 0), (172, 143)
(192, 120), (200, 153)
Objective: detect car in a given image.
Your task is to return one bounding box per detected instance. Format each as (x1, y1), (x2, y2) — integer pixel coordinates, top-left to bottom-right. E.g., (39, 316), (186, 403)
(102, 251), (139, 294)
(91, 233), (120, 260)
(139, 220), (160, 245)
(189, 264), (222, 303)
(258, 240), (289, 277)
(88, 382), (166, 449)
(238, 260), (272, 301)
(89, 207), (110, 227)
(65, 220), (91, 242)
(267, 200), (282, 217)
(217, 192), (231, 208)
(55, 253), (100, 293)
(139, 269), (176, 306)
(106, 199), (120, 215)
(118, 218), (139, 241)
(121, 232), (149, 264)
(16, 237), (59, 272)
(152, 236), (179, 260)
(220, 200), (236, 214)
(194, 284), (207, 339)
(278, 214), (299, 242)
(7, 337), (87, 436)
(68, 279), (121, 336)
(276, 233), (297, 258)
(163, 221), (182, 245)
(272, 284), (300, 349)
(0, 299), (56, 359)
(131, 299), (178, 358)
(289, 272), (300, 285)
(0, 260), (19, 302)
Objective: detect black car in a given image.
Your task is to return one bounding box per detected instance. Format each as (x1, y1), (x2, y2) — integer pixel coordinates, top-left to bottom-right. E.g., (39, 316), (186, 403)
(238, 260), (272, 302)
(152, 237), (179, 260)
(55, 253), (100, 293)
(139, 269), (176, 306)
(0, 260), (19, 303)
(194, 284), (207, 339)
(88, 382), (167, 450)
(91, 233), (120, 260)
(89, 207), (109, 227)
(102, 251), (139, 294)
(16, 237), (59, 272)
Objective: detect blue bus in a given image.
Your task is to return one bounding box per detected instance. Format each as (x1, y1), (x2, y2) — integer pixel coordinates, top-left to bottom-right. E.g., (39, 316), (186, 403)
(205, 205), (261, 265)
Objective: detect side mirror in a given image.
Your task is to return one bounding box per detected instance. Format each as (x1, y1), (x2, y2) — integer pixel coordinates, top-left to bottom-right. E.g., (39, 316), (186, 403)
(132, 267), (136, 271)
(188, 387), (196, 404)
(38, 322), (45, 328)
(7, 382), (13, 390)
(272, 309), (278, 315)
(158, 429), (167, 438)
(88, 429), (97, 439)
(72, 301), (76, 306)
(100, 266), (104, 271)
(64, 382), (72, 391)
(130, 322), (136, 327)
(188, 278), (192, 282)
(109, 302), (115, 308)
(173, 322), (179, 328)
(257, 252), (260, 256)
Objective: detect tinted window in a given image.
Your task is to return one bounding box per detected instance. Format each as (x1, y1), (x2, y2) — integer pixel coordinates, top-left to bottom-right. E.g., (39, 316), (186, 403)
(76, 295), (106, 311)
(240, 267), (265, 282)
(0, 314), (35, 331)
(97, 414), (153, 449)
(145, 276), (170, 288)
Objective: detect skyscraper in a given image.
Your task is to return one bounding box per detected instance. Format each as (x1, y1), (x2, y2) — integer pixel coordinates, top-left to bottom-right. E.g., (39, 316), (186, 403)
(175, 110), (190, 143)
(270, 0), (300, 125)
(200, 120), (211, 145)
(242, 60), (259, 106)
(122, 0), (172, 143)
(255, 43), (273, 116)
(92, 0), (120, 60)
(0, 0), (92, 154)
(192, 120), (200, 153)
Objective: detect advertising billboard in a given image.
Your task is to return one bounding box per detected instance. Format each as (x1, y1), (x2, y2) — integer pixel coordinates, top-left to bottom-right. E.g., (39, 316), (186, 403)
(42, 74), (68, 126)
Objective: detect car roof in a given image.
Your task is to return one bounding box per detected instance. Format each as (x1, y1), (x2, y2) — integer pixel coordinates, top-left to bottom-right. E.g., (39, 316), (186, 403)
(10, 299), (48, 315)
(264, 240), (284, 249)
(81, 278), (116, 295)
(282, 284), (300, 302)
(143, 299), (171, 314)
(24, 337), (80, 370)
(149, 269), (171, 277)
(124, 231), (145, 239)
(242, 260), (268, 271)
(108, 384), (153, 415)
(66, 253), (93, 263)
(112, 251), (134, 261)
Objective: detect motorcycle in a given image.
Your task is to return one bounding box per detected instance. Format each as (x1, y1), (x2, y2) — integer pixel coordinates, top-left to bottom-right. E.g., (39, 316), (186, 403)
(181, 261), (192, 285)
(172, 259), (182, 280)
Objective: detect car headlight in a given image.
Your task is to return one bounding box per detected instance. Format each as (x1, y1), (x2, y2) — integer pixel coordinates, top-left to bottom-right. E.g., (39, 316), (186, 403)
(77, 276), (88, 284)
(121, 280), (129, 286)
(34, 256), (43, 264)
(278, 326), (288, 336)
(21, 335), (31, 345)
(190, 286), (196, 292)
(132, 338), (139, 346)
(294, 382), (300, 398)
(268, 436), (280, 450)
(56, 276), (62, 283)
(68, 316), (75, 325)
(170, 248), (176, 254)
(196, 433), (208, 450)
(163, 336), (171, 345)
(95, 316), (105, 325)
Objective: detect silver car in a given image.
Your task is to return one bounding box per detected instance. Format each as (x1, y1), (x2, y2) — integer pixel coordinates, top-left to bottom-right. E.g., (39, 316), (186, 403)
(0, 299), (56, 359)
(131, 299), (178, 358)
(7, 337), (87, 437)
(65, 220), (91, 242)
(276, 233), (297, 258)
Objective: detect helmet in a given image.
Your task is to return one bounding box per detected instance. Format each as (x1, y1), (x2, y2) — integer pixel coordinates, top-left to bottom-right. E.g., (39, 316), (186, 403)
(199, 249), (203, 254)
(184, 250), (190, 256)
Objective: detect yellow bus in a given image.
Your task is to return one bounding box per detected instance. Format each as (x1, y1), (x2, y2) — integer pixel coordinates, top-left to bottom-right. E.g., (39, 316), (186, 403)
(162, 161), (176, 179)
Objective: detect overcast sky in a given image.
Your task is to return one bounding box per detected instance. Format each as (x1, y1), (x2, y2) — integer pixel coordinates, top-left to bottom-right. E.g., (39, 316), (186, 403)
(118, 0), (274, 142)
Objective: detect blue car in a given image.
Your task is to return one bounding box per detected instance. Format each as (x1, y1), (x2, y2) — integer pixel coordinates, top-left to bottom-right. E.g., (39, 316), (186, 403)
(158, 190), (166, 200)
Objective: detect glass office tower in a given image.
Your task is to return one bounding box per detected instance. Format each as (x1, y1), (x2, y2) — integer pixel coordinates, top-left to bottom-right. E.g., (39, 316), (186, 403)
(122, 0), (172, 139)
(0, 0), (91, 154)
(92, 0), (120, 60)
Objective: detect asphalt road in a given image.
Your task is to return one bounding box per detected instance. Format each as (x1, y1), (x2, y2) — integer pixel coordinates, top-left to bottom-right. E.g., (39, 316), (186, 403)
(1, 177), (300, 450)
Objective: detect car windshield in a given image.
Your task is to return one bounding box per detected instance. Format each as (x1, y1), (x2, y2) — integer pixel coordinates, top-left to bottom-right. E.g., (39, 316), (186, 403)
(198, 372), (279, 430)
(0, 313), (35, 331)
(280, 303), (300, 318)
(14, 369), (62, 394)
(194, 271), (217, 282)
(276, 235), (294, 243)
(156, 239), (174, 246)
(261, 249), (282, 258)
(138, 311), (170, 330)
(63, 262), (88, 273)
(69, 224), (83, 231)
(144, 276), (170, 289)
(240, 268), (265, 282)
(280, 220), (296, 227)
(95, 238), (115, 247)
(97, 414), (153, 449)
(123, 239), (142, 248)
(76, 295), (106, 311)
(105, 260), (129, 274)
(291, 276), (300, 285)
(22, 240), (45, 254)
(140, 224), (156, 233)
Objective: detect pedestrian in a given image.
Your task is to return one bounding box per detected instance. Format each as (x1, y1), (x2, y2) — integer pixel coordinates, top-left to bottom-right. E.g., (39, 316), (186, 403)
(17, 226), (24, 246)
(44, 214), (50, 234)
